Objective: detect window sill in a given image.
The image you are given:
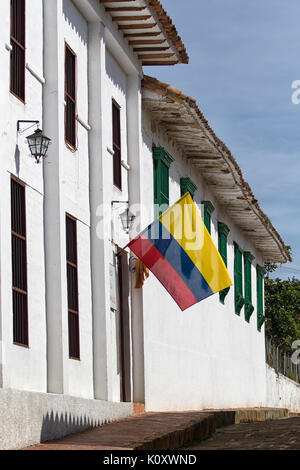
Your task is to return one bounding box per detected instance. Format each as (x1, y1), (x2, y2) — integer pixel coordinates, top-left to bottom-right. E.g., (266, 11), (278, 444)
(13, 342), (29, 349)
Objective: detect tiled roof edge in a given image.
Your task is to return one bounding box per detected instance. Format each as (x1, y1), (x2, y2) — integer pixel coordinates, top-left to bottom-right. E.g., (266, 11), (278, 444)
(142, 75), (292, 263)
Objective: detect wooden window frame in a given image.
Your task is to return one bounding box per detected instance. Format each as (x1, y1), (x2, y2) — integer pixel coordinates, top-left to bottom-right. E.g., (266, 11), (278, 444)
(180, 177), (197, 200)
(10, 0), (26, 103)
(202, 201), (215, 234)
(234, 242), (245, 315)
(65, 43), (77, 151)
(112, 100), (122, 190)
(66, 213), (80, 360)
(257, 265), (265, 332)
(153, 147), (174, 218)
(218, 222), (230, 304)
(11, 176), (29, 348)
(244, 251), (255, 322)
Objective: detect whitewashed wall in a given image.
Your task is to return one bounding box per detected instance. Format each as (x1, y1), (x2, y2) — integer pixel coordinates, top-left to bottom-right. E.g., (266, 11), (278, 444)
(139, 108), (267, 411)
(60, 0), (94, 400)
(0, 0), (46, 392)
(266, 365), (300, 412)
(0, 0), (142, 404)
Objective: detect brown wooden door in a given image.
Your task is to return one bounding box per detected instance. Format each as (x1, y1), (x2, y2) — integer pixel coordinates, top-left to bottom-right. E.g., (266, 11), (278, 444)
(117, 249), (131, 402)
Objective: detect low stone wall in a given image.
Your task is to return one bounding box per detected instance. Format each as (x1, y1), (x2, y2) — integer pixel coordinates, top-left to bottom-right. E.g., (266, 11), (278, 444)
(0, 388), (133, 450)
(266, 364), (300, 412)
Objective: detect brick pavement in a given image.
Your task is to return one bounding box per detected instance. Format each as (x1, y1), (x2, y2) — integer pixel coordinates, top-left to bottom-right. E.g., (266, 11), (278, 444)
(26, 412), (215, 450)
(184, 417), (300, 450)
(25, 408), (292, 451)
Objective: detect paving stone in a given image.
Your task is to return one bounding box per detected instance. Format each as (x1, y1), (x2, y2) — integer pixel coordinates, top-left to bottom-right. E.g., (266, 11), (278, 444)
(184, 417), (300, 450)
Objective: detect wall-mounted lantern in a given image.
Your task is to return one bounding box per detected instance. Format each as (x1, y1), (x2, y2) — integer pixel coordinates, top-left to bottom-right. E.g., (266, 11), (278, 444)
(112, 201), (136, 234)
(120, 207), (136, 234)
(17, 120), (51, 163)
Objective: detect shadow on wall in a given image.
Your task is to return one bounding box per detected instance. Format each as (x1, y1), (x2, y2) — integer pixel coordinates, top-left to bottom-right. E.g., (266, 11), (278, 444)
(63, 0), (88, 47)
(40, 411), (112, 443)
(106, 50), (127, 96)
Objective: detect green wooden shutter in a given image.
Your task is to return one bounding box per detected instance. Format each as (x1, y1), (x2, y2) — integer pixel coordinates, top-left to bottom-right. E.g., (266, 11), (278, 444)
(202, 201), (215, 234)
(244, 252), (254, 322)
(257, 265), (265, 331)
(180, 177), (197, 200)
(234, 243), (244, 315)
(153, 148), (174, 218)
(218, 223), (230, 304)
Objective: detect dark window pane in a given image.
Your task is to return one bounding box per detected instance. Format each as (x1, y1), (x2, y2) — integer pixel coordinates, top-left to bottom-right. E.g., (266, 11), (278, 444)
(112, 104), (121, 147)
(11, 178), (28, 347)
(66, 215), (80, 359)
(65, 45), (76, 148)
(112, 103), (121, 189)
(68, 312), (80, 359)
(12, 235), (27, 291)
(113, 146), (122, 189)
(13, 290), (28, 346)
(11, 0), (25, 46)
(11, 179), (26, 236)
(10, 0), (25, 100)
(65, 47), (76, 99)
(67, 264), (78, 312)
(65, 97), (76, 147)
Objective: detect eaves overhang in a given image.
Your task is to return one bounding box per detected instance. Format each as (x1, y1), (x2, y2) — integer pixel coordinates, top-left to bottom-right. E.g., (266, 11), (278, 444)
(100, 0), (189, 66)
(142, 75), (291, 264)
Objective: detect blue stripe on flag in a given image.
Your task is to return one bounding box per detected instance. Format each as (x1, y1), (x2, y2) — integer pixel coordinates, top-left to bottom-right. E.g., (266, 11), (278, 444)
(146, 220), (213, 302)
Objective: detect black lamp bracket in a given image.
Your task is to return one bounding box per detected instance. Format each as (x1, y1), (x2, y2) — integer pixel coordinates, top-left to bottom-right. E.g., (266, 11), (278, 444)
(17, 120), (40, 134)
(111, 200), (129, 208)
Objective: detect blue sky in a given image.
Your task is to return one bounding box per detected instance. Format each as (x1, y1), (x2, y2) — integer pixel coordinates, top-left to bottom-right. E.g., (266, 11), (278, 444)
(147, 0), (300, 279)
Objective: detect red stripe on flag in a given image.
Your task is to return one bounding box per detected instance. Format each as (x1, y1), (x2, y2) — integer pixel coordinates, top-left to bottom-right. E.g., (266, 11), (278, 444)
(128, 235), (198, 311)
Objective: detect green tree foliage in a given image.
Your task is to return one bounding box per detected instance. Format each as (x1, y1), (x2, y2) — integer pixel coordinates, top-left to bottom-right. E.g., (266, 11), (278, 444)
(264, 246), (300, 352)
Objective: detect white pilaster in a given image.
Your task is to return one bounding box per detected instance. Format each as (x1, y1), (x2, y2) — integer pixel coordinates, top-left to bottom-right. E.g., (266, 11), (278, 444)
(127, 74), (145, 404)
(42, 0), (67, 394)
(88, 21), (111, 400)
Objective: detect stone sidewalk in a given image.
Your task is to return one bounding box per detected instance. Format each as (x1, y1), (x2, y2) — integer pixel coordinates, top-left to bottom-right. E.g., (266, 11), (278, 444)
(25, 408), (290, 451)
(184, 417), (300, 450)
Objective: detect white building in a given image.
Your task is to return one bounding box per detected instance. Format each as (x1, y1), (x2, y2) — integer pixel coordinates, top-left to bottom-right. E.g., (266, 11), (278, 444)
(0, 0), (291, 449)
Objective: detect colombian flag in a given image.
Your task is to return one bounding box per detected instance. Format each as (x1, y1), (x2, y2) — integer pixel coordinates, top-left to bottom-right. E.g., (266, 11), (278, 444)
(127, 193), (232, 311)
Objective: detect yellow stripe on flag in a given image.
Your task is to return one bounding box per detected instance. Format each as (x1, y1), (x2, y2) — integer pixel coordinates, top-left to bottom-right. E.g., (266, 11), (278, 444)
(159, 193), (232, 294)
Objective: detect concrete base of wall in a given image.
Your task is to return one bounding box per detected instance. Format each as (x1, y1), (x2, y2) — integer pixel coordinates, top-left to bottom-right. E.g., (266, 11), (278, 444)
(0, 388), (133, 450)
(266, 365), (300, 412)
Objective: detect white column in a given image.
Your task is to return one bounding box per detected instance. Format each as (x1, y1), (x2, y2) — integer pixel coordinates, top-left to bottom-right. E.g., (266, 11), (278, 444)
(127, 74), (145, 404)
(88, 21), (111, 401)
(42, 0), (67, 394)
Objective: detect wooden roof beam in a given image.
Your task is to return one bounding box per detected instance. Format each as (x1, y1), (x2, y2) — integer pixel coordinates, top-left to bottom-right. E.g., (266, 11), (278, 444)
(139, 53), (175, 60)
(124, 32), (161, 37)
(129, 39), (166, 45)
(112, 15), (152, 21)
(106, 7), (147, 12)
(119, 23), (157, 30)
(142, 61), (178, 66)
(100, 0), (134, 3)
(134, 47), (170, 52)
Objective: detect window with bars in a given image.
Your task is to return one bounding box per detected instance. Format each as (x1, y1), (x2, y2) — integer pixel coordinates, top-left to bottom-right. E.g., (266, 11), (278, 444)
(10, 0), (26, 102)
(11, 178), (28, 346)
(65, 44), (77, 149)
(112, 101), (122, 189)
(66, 215), (80, 359)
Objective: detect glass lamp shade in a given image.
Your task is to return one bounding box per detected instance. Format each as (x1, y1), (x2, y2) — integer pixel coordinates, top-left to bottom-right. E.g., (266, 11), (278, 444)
(26, 128), (51, 163)
(120, 208), (136, 233)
